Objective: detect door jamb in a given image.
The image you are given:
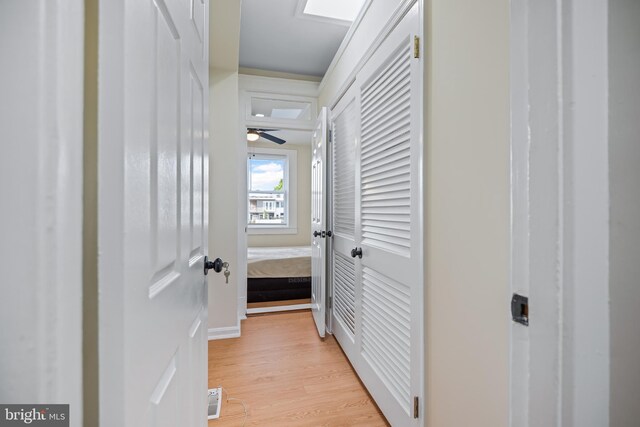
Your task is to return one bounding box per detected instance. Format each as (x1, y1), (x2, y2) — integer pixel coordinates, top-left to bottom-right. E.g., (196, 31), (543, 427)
(509, 1), (610, 426)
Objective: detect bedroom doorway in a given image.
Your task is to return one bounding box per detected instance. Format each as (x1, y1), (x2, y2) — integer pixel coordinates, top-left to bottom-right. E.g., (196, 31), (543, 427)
(244, 136), (315, 316)
(240, 76), (320, 318)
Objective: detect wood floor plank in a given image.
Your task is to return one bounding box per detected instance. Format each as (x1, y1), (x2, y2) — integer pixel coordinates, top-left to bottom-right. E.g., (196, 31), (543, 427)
(208, 311), (389, 427)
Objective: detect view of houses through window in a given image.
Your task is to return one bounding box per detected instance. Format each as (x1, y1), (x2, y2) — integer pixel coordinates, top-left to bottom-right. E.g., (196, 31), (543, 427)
(248, 154), (288, 226)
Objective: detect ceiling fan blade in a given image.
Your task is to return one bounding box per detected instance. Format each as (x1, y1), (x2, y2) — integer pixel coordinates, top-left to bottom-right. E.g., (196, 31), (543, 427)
(248, 128), (279, 132)
(259, 132), (286, 145)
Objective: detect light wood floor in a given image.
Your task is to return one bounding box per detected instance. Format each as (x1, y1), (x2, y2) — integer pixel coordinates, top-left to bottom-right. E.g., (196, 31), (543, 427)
(208, 311), (389, 427)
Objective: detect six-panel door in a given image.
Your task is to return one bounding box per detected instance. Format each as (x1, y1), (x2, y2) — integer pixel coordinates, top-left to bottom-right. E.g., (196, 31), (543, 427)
(98, 0), (209, 425)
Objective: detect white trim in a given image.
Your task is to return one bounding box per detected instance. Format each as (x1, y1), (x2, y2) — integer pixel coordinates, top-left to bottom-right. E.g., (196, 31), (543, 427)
(246, 304), (312, 315)
(318, 0), (416, 108)
(239, 74), (320, 97)
(509, 1), (610, 426)
(244, 91), (317, 130)
(248, 227), (298, 235)
(238, 75), (317, 315)
(237, 91), (249, 331)
(207, 326), (241, 340)
(317, 0), (374, 96)
(416, 0), (425, 420)
(247, 146), (298, 234)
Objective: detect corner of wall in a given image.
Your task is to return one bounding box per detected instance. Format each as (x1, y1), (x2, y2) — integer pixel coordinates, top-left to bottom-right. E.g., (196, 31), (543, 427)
(208, 69), (242, 331)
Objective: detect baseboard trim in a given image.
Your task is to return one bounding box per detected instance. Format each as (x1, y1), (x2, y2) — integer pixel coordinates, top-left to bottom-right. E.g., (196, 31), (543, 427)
(246, 303), (311, 315)
(208, 325), (241, 341)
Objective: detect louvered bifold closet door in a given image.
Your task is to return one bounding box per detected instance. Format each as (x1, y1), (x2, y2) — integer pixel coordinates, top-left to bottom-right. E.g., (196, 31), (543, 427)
(353, 4), (422, 426)
(330, 83), (360, 362)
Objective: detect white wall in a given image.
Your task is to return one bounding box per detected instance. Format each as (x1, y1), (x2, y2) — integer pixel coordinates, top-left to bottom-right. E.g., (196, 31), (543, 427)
(247, 141), (312, 248)
(609, 1), (640, 425)
(424, 1), (511, 426)
(208, 0), (243, 334)
(208, 69), (242, 331)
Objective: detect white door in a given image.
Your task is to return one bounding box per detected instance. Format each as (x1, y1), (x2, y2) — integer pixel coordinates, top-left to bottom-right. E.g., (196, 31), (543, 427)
(330, 83), (360, 363)
(331, 4), (423, 425)
(311, 107), (328, 338)
(98, 1), (210, 426)
(0, 1), (83, 424)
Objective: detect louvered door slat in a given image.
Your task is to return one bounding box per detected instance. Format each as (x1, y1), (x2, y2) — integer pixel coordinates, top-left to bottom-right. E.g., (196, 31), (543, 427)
(331, 89), (358, 344)
(361, 138), (410, 163)
(363, 190), (411, 203)
(333, 100), (357, 238)
(361, 114), (411, 150)
(361, 180), (410, 194)
(333, 252), (356, 336)
(362, 266), (412, 413)
(360, 47), (411, 110)
(362, 165), (410, 183)
(362, 148), (411, 175)
(361, 83), (411, 127)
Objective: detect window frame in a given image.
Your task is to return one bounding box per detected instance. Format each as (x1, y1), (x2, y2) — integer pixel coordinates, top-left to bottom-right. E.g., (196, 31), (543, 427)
(247, 147), (298, 235)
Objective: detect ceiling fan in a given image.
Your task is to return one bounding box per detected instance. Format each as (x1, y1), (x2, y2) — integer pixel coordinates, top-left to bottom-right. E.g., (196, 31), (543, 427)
(246, 128), (286, 145)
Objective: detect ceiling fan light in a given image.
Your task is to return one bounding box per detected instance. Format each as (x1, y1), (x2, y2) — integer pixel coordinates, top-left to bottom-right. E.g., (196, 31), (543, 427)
(247, 130), (260, 142)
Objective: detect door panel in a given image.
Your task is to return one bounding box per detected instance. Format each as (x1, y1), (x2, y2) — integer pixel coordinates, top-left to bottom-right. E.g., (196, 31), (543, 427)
(354, 6), (421, 424)
(99, 0), (209, 425)
(361, 267), (412, 411)
(329, 4), (422, 426)
(333, 252), (357, 338)
(330, 84), (361, 360)
(188, 67), (206, 263)
(311, 107), (328, 338)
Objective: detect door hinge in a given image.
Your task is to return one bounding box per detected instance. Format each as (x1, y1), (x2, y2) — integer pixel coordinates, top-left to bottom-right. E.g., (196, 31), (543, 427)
(413, 396), (419, 419)
(328, 128), (333, 143)
(329, 296), (333, 309)
(414, 36), (420, 59)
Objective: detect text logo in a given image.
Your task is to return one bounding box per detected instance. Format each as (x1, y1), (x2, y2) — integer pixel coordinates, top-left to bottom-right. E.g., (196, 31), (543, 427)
(0, 405), (68, 426)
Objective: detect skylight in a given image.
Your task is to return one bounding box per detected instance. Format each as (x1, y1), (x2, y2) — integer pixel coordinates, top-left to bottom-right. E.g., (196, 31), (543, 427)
(303, 0), (366, 23)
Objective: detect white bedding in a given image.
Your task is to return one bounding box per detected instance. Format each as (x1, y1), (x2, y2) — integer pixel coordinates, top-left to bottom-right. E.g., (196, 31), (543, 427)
(247, 246), (311, 278)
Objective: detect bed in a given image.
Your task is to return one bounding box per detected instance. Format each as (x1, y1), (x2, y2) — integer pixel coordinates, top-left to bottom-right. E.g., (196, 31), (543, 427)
(247, 246), (312, 304)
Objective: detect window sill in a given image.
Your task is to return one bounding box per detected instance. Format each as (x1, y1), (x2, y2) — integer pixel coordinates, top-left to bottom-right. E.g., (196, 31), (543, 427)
(247, 227), (298, 235)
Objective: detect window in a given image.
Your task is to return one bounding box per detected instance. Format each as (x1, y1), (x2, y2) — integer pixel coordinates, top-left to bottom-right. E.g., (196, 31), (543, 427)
(250, 97), (312, 121)
(247, 147), (297, 234)
(302, 0), (365, 22)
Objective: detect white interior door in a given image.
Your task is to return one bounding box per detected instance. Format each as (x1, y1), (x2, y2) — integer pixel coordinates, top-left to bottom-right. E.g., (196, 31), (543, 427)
(311, 107), (328, 338)
(330, 84), (360, 363)
(98, 1), (209, 426)
(330, 4), (423, 426)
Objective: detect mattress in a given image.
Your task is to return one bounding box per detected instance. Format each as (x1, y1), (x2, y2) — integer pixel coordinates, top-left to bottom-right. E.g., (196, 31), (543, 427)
(246, 277), (312, 303)
(247, 246), (311, 278)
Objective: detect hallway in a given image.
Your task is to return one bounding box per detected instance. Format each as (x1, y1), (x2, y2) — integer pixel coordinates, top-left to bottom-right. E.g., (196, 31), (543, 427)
(208, 311), (389, 426)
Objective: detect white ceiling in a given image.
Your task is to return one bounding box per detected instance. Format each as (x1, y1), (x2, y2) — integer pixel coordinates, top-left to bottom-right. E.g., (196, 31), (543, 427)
(239, 0), (351, 77)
